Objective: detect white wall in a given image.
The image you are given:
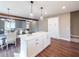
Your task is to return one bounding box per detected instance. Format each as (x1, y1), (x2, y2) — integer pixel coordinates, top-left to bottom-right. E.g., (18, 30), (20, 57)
(59, 13), (70, 41)
(48, 13), (71, 41)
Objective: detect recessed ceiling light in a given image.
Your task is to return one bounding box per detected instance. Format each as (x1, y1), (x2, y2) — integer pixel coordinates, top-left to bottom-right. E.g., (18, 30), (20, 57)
(62, 6), (66, 9)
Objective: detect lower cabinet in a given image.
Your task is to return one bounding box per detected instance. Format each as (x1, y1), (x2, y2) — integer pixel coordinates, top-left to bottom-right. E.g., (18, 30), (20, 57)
(27, 38), (38, 57)
(43, 34), (51, 49)
(27, 33), (50, 57)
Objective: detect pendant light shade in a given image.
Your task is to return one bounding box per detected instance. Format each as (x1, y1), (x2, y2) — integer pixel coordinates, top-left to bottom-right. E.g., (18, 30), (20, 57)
(30, 1), (34, 17)
(30, 12), (33, 18)
(40, 7), (43, 20)
(40, 16), (43, 19)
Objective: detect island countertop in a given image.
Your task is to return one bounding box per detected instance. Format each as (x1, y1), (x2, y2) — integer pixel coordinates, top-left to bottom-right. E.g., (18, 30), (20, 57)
(18, 32), (48, 40)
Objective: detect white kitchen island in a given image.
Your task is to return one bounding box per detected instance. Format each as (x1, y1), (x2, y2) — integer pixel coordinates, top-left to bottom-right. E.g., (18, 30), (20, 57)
(17, 32), (51, 57)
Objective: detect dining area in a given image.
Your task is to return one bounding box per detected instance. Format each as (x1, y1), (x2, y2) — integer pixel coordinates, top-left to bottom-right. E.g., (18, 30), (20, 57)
(0, 16), (39, 57)
(0, 30), (17, 50)
(0, 30), (19, 57)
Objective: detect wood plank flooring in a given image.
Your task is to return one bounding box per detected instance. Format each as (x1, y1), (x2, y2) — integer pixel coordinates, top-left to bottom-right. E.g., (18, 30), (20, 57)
(0, 38), (79, 57)
(37, 38), (79, 57)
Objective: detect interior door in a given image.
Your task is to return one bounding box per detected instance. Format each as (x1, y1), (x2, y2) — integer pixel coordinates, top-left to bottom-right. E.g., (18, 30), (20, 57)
(48, 17), (59, 39)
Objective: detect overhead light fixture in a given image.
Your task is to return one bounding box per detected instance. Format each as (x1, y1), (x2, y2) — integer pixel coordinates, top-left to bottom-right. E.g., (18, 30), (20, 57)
(45, 12), (47, 14)
(40, 16), (43, 19)
(30, 13), (33, 17)
(30, 1), (34, 17)
(62, 6), (66, 9)
(40, 7), (43, 20)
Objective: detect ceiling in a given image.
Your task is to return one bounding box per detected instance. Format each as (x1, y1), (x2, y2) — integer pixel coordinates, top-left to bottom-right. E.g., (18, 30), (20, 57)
(0, 1), (79, 19)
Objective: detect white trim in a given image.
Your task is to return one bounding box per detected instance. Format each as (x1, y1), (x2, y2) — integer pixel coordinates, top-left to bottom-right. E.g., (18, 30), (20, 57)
(59, 37), (70, 41)
(51, 37), (71, 41)
(71, 35), (79, 38)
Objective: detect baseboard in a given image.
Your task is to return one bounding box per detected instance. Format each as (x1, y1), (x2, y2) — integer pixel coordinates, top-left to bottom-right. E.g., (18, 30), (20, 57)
(51, 37), (70, 41)
(71, 35), (79, 43)
(59, 37), (71, 41)
(71, 35), (79, 38)
(51, 37), (79, 43)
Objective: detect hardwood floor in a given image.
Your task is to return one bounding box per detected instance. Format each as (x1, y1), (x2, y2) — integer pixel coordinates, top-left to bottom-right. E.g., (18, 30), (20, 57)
(0, 44), (20, 57)
(37, 38), (79, 57)
(0, 38), (79, 57)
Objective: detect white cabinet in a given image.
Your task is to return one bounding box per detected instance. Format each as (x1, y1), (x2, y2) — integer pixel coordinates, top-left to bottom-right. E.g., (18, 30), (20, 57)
(28, 38), (38, 57)
(36, 37), (43, 53)
(27, 33), (50, 57)
(43, 34), (50, 49)
(19, 32), (51, 57)
(27, 37), (44, 57)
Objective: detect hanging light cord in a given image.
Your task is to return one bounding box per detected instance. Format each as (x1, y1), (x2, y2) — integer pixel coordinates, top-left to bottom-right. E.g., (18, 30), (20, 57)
(30, 1), (33, 14)
(31, 2), (32, 13)
(40, 7), (43, 16)
(7, 8), (10, 15)
(7, 8), (10, 21)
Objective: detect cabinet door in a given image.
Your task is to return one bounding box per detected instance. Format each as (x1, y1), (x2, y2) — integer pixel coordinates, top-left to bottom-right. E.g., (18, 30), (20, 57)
(35, 37), (43, 53)
(43, 34), (51, 49)
(27, 37), (44, 57)
(27, 39), (38, 57)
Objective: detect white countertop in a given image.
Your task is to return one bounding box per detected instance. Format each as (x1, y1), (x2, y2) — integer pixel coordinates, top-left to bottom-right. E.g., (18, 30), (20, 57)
(18, 32), (48, 40)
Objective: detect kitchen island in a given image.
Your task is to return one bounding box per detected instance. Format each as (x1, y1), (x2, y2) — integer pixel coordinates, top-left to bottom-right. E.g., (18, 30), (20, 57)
(16, 32), (51, 57)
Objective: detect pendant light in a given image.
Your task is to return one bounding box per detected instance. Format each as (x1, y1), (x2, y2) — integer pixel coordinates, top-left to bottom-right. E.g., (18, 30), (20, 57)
(40, 7), (43, 20)
(30, 1), (34, 17)
(7, 8), (13, 21)
(7, 8), (10, 21)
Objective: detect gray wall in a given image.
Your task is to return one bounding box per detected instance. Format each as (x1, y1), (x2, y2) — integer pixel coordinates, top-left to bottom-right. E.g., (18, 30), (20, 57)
(30, 18), (48, 33)
(0, 18), (48, 33)
(38, 18), (48, 32)
(48, 13), (70, 41)
(30, 21), (39, 33)
(15, 20), (26, 29)
(0, 20), (4, 30)
(71, 11), (79, 36)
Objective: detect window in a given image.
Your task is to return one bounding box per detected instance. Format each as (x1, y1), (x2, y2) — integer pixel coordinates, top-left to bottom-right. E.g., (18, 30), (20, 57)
(5, 21), (10, 31)
(26, 21), (30, 29)
(5, 19), (15, 31)
(10, 20), (15, 29)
